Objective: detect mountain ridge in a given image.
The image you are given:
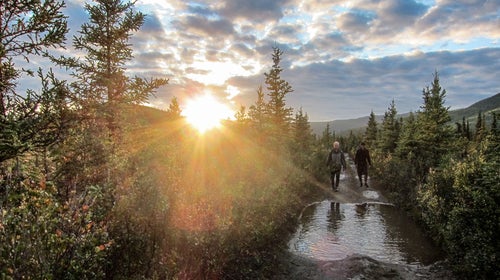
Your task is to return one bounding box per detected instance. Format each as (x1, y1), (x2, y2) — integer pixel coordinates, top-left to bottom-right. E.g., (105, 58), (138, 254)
(310, 92), (500, 135)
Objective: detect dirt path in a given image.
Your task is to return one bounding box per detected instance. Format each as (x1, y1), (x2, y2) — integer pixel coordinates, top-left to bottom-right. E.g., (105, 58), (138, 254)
(313, 154), (388, 204)
(271, 154), (454, 280)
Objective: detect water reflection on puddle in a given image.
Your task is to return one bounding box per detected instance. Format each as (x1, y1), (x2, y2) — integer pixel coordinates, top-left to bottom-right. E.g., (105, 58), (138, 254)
(288, 200), (444, 265)
(362, 190), (379, 199)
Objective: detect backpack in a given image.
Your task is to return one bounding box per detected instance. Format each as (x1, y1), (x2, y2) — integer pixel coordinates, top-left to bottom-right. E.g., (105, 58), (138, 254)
(329, 150), (342, 171)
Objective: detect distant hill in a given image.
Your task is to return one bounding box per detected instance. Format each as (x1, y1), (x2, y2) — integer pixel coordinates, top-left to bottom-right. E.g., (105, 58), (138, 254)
(310, 93), (500, 135)
(122, 104), (170, 126)
(310, 116), (382, 136)
(449, 93), (500, 124)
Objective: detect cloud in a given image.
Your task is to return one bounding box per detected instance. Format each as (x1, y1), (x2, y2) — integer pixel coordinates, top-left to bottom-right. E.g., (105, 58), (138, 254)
(173, 15), (235, 38)
(12, 0), (500, 122)
(294, 48), (499, 120)
(214, 48), (499, 121)
(268, 24), (305, 46)
(337, 9), (375, 33)
(377, 0), (428, 22)
(218, 0), (292, 22)
(415, 0), (500, 42)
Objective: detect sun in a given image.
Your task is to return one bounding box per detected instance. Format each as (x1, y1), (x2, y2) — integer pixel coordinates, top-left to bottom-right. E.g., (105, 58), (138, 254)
(183, 94), (234, 133)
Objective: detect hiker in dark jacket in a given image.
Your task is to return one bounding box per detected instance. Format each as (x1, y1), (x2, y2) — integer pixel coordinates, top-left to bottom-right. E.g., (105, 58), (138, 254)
(326, 141), (346, 192)
(354, 142), (372, 187)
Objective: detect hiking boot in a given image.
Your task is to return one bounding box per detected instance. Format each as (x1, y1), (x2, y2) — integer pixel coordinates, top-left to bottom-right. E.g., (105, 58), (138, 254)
(365, 183), (369, 188)
(359, 182), (363, 187)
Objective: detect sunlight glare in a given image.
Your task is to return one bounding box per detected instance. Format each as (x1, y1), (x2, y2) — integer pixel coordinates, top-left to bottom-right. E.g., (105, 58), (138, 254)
(183, 94), (234, 133)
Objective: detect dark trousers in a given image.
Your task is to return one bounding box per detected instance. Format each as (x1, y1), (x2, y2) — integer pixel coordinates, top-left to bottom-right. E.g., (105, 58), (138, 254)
(357, 165), (368, 183)
(330, 170), (340, 190)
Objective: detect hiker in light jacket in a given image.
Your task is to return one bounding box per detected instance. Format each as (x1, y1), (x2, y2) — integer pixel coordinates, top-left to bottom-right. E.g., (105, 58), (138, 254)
(326, 141), (346, 192)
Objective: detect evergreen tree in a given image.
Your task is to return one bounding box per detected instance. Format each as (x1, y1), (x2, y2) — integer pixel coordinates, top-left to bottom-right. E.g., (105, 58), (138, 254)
(365, 110), (378, 146)
(291, 108), (314, 169)
(346, 130), (361, 153)
(466, 119), (471, 140)
(230, 105), (250, 136)
(48, 2), (168, 275)
(320, 123), (334, 149)
(264, 47), (294, 143)
(56, 0), (170, 190)
(166, 96), (182, 120)
(51, 0), (168, 190)
(52, 1), (168, 277)
(54, 0), (168, 135)
(248, 85), (267, 132)
(0, 0), (69, 162)
(455, 122), (463, 135)
(461, 116), (471, 139)
(396, 112), (417, 159)
(378, 100), (399, 154)
(414, 70), (453, 178)
(234, 105), (249, 125)
(475, 112), (485, 141)
(491, 112), (498, 135)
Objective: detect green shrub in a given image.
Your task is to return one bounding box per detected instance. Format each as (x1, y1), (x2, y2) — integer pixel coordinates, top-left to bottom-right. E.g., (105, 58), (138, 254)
(418, 135), (499, 279)
(0, 162), (109, 279)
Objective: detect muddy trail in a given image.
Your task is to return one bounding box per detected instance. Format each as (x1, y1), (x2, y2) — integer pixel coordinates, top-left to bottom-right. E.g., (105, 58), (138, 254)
(272, 154), (455, 280)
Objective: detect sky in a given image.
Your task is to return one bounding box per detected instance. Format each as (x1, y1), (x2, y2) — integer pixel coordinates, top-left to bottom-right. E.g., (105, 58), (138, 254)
(30, 0), (500, 121)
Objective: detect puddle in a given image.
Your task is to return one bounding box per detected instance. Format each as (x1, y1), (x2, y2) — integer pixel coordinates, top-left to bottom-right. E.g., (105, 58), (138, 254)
(288, 200), (444, 266)
(362, 190), (380, 199)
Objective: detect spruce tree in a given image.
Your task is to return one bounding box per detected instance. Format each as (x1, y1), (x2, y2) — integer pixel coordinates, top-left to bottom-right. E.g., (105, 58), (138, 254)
(396, 112), (417, 159)
(491, 112), (497, 135)
(378, 100), (399, 154)
(466, 120), (471, 140)
(166, 97), (182, 120)
(234, 105), (250, 130)
(50, 0), (168, 192)
(291, 108), (314, 168)
(346, 130), (359, 152)
(50, 1), (169, 277)
(54, 0), (168, 135)
(0, 0), (69, 162)
(365, 110), (378, 147)
(321, 123), (334, 149)
(461, 117), (470, 139)
(264, 46), (293, 143)
(475, 112), (485, 141)
(248, 85), (267, 132)
(415, 71), (453, 178)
